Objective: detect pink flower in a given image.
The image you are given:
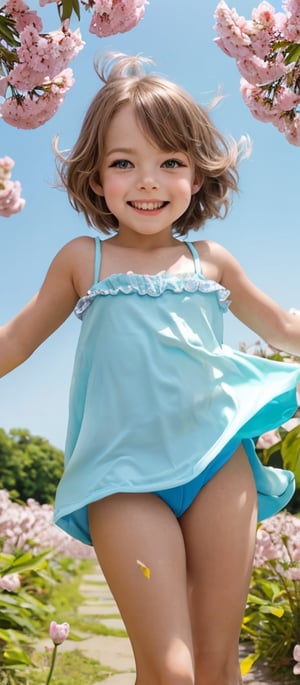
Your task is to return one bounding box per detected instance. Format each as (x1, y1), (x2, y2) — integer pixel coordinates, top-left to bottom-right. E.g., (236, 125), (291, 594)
(4, 0), (43, 32)
(256, 428), (281, 449)
(49, 621), (70, 645)
(0, 76), (9, 97)
(0, 156), (15, 180)
(282, 114), (300, 146)
(0, 180), (25, 216)
(293, 645), (300, 675)
(89, 0), (147, 38)
(0, 157), (25, 216)
(1, 68), (74, 128)
(8, 24), (84, 92)
(251, 1), (276, 27)
(0, 573), (21, 592)
(214, 0), (300, 145)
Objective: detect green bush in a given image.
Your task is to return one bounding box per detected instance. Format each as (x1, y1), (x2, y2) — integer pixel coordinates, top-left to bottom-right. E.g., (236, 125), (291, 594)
(0, 428), (64, 504)
(240, 515), (300, 682)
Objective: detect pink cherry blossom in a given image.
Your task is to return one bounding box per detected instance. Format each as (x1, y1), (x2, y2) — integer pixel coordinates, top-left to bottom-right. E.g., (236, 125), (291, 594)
(236, 53), (287, 85)
(1, 68), (74, 128)
(274, 85), (300, 112)
(0, 573), (21, 592)
(251, 1), (276, 27)
(283, 114), (300, 145)
(213, 1), (252, 58)
(0, 77), (8, 98)
(8, 24), (84, 92)
(282, 0), (300, 40)
(0, 155), (14, 179)
(214, 1), (300, 145)
(0, 179), (25, 216)
(49, 621), (70, 645)
(0, 156), (25, 216)
(89, 0), (146, 38)
(4, 0), (43, 32)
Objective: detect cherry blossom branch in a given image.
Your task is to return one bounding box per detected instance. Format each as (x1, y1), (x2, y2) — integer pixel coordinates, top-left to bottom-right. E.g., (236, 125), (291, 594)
(0, 0), (148, 132)
(214, 0), (300, 146)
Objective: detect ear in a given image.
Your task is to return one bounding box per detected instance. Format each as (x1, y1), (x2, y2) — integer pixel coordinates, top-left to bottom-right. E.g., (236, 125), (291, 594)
(90, 176), (105, 197)
(191, 176), (203, 196)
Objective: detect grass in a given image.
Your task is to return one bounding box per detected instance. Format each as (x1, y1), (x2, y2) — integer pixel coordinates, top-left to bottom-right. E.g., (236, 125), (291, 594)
(5, 558), (131, 684)
(18, 650), (118, 685)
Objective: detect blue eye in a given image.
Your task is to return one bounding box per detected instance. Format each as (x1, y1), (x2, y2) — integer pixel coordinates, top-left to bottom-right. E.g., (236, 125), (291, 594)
(162, 159), (184, 169)
(111, 160), (133, 169)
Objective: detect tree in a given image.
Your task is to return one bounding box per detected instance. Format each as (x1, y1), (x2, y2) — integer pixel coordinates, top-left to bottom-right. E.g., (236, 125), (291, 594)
(0, 427), (64, 503)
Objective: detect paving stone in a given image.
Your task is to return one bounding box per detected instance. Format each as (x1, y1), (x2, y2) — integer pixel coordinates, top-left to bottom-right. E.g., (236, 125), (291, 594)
(45, 568), (278, 685)
(94, 675), (135, 685)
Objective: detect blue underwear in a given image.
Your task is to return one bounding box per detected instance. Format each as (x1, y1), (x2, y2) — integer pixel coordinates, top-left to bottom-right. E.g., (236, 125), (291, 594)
(154, 437), (241, 518)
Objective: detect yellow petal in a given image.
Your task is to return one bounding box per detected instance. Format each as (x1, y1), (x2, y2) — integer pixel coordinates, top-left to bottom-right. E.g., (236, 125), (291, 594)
(137, 560), (151, 579)
(240, 652), (260, 675)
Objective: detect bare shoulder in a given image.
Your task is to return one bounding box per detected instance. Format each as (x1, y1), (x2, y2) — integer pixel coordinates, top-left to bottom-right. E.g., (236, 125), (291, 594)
(54, 236), (97, 297)
(191, 240), (235, 283)
(57, 235), (95, 259)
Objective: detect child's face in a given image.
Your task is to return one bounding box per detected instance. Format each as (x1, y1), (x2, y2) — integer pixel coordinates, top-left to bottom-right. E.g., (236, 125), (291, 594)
(91, 103), (201, 243)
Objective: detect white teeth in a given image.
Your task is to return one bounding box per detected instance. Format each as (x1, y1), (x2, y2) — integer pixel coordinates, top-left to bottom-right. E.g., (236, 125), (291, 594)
(131, 201), (164, 210)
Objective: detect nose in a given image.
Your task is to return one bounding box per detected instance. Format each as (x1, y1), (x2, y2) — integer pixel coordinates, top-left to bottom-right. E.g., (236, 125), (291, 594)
(137, 174), (159, 191)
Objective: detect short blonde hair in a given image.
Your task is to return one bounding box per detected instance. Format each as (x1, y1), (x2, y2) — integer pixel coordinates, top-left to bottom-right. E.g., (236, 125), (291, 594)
(55, 53), (246, 235)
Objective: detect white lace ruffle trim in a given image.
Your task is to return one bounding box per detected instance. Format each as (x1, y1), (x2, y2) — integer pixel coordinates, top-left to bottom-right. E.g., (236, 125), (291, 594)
(75, 272), (231, 319)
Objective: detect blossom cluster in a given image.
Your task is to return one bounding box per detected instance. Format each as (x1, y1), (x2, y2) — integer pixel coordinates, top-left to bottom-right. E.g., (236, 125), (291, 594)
(254, 511), (300, 579)
(0, 0), (147, 129)
(89, 0), (147, 38)
(214, 1), (300, 145)
(0, 155), (25, 216)
(0, 0), (84, 129)
(0, 489), (96, 559)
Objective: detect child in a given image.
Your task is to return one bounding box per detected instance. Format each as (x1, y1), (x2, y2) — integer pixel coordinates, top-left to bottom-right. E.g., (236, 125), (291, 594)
(1, 53), (300, 685)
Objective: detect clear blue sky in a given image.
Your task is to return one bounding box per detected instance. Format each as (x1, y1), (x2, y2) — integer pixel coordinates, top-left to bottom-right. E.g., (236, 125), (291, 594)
(1, 0), (299, 449)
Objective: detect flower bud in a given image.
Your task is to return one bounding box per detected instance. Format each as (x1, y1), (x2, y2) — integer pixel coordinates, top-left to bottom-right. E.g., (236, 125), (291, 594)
(49, 621), (70, 645)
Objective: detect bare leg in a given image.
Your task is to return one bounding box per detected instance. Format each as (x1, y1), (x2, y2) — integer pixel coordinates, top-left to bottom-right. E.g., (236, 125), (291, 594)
(89, 492), (195, 685)
(180, 445), (258, 685)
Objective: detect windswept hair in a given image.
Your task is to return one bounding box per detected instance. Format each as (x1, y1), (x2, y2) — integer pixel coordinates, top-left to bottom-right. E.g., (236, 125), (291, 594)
(54, 53), (250, 235)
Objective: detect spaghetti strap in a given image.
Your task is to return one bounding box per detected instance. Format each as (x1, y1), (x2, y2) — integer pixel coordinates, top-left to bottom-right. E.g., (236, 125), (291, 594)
(93, 237), (101, 286)
(186, 241), (202, 275)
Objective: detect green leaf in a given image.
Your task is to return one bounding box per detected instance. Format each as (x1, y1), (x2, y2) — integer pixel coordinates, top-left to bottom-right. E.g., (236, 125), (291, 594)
(281, 426), (300, 487)
(0, 549), (51, 576)
(284, 44), (300, 65)
(3, 647), (33, 666)
(72, 0), (81, 21)
(61, 0), (74, 21)
(259, 605), (284, 617)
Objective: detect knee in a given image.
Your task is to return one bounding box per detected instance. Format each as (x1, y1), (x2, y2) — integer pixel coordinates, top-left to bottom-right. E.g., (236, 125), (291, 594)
(195, 653), (241, 685)
(137, 647), (194, 685)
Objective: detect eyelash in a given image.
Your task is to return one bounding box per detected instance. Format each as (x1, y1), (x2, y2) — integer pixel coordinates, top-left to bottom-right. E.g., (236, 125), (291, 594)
(109, 158), (186, 170)
(110, 160), (133, 169)
(162, 159), (185, 169)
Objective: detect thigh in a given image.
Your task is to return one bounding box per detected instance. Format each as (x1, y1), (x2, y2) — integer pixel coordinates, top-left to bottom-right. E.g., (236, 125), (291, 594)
(179, 445), (258, 683)
(88, 492), (194, 684)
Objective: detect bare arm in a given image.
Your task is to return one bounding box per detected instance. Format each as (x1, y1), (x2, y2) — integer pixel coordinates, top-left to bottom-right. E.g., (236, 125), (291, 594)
(197, 241), (300, 357)
(0, 241), (81, 377)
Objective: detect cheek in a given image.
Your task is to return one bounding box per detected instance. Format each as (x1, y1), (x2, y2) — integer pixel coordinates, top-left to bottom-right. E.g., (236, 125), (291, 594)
(102, 178), (126, 207)
(177, 179), (195, 202)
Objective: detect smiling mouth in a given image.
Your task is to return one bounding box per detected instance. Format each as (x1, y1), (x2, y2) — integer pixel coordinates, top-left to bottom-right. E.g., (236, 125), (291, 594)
(128, 201), (168, 211)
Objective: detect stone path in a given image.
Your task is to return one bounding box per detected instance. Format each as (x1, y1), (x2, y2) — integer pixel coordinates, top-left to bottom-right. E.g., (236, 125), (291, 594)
(54, 565), (280, 684)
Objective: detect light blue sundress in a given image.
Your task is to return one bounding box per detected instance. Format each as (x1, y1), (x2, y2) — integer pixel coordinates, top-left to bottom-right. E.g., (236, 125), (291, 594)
(54, 238), (300, 545)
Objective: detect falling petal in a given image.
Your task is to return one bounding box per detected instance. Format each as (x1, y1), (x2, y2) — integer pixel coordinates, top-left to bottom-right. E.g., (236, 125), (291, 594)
(137, 559), (151, 579)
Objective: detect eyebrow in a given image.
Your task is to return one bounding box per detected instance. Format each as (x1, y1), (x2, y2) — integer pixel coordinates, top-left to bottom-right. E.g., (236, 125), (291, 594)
(106, 147), (136, 156)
